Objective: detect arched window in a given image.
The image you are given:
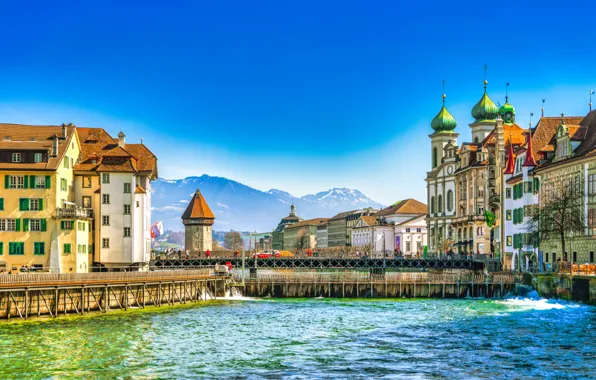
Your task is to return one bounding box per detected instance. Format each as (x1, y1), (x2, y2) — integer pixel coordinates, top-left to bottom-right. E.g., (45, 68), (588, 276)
(447, 190), (453, 212)
(430, 196), (436, 214)
(457, 228), (462, 241)
(474, 136), (479, 143)
(463, 229), (467, 240)
(432, 147), (438, 168)
(477, 227), (483, 236)
(438, 195), (443, 213)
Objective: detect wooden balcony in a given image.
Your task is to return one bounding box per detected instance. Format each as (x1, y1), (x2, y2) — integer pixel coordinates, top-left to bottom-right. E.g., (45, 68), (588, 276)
(55, 207), (94, 219)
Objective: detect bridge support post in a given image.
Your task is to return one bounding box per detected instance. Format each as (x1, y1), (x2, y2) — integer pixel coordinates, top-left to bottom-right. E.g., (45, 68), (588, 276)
(250, 268), (257, 279)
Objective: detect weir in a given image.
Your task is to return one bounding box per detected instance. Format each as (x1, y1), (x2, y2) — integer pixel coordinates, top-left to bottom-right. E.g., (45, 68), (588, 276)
(0, 270), (227, 320)
(234, 272), (521, 298)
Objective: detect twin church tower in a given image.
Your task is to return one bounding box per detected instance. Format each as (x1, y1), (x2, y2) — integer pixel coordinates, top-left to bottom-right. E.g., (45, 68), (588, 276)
(426, 76), (521, 256)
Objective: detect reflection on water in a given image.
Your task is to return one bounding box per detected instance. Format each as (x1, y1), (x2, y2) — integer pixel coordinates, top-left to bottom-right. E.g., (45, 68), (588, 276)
(0, 298), (594, 379)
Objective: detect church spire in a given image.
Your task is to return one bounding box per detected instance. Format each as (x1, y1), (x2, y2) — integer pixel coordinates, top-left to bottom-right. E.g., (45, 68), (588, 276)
(523, 131), (537, 167)
(471, 66), (499, 122)
(431, 81), (457, 132)
(504, 138), (516, 175)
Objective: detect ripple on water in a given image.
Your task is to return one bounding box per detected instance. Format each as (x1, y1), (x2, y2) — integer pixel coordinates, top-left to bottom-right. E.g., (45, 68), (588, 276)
(0, 298), (594, 378)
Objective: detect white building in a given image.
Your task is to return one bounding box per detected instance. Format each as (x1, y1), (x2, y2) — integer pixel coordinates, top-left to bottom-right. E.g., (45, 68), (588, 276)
(351, 216), (395, 257)
(74, 128), (157, 270)
(394, 215), (427, 257)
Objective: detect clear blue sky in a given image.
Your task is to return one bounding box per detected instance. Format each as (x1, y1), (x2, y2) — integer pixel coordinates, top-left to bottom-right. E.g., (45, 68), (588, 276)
(1, 0), (595, 205)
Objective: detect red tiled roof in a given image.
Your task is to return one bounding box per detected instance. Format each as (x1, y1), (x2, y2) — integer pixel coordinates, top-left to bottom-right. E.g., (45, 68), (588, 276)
(181, 190), (215, 220)
(285, 218), (328, 229)
(0, 123), (75, 171)
(375, 199), (427, 216)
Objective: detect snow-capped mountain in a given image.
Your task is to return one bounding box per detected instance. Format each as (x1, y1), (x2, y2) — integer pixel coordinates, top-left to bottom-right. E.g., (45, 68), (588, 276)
(151, 175), (384, 232)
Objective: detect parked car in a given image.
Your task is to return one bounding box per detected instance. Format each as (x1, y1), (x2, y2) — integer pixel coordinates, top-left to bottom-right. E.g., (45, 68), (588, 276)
(251, 250), (281, 259)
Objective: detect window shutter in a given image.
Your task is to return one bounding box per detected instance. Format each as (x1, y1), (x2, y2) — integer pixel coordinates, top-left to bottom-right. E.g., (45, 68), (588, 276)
(23, 218), (29, 232)
(45, 176), (51, 189)
(15, 219), (20, 232)
(70, 221), (74, 230)
(41, 219), (47, 232)
(19, 198), (29, 211)
(23, 177), (28, 189)
(0, 198), (3, 211)
(39, 198), (43, 211)
(30, 176), (35, 188)
(4, 175), (9, 189)
(60, 221), (64, 230)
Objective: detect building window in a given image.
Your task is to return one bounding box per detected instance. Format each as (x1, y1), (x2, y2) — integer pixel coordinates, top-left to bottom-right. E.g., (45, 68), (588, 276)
(0, 219), (18, 231)
(102, 173), (110, 184)
(430, 196), (435, 214)
(590, 251), (594, 263)
(506, 210), (512, 220)
(573, 252), (577, 262)
(102, 238), (110, 248)
(447, 190), (453, 212)
(82, 196), (92, 208)
(34, 242), (45, 255)
(29, 219), (42, 231)
(12, 153), (21, 163)
(124, 183), (131, 193)
(432, 147), (438, 169)
(64, 157), (69, 168)
(477, 227), (484, 236)
(102, 215), (110, 226)
(136, 201), (139, 207)
(124, 227), (131, 237)
(552, 252), (557, 262)
(60, 220), (74, 230)
(30, 198), (41, 211)
(60, 178), (67, 191)
(63, 244), (71, 254)
(35, 176), (46, 189)
(416, 228), (422, 233)
(506, 236), (512, 246)
(545, 252), (549, 263)
(405, 228), (411, 233)
(8, 176), (25, 189)
(506, 188), (512, 199)
(406, 242), (411, 252)
(102, 194), (110, 204)
(8, 242), (24, 255)
(83, 176), (92, 188)
(34, 153), (43, 163)
(124, 204), (131, 214)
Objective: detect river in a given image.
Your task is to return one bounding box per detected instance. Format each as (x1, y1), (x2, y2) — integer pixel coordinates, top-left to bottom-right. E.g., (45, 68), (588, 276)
(0, 297), (594, 379)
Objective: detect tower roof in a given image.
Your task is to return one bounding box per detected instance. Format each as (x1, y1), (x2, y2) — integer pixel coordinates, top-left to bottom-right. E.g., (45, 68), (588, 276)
(181, 189), (215, 220)
(523, 131), (537, 167)
(431, 94), (457, 132)
(471, 81), (499, 122)
(504, 139), (516, 175)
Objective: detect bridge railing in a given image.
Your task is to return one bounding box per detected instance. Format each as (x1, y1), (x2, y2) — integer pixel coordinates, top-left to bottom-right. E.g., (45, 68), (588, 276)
(0, 269), (213, 287)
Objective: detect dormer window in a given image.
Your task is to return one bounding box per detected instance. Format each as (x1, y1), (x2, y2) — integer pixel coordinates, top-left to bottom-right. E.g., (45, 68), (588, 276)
(34, 153), (43, 163)
(12, 153), (21, 163)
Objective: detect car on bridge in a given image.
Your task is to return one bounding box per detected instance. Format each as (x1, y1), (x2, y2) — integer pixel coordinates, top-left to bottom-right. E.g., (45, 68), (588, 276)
(252, 250), (281, 259)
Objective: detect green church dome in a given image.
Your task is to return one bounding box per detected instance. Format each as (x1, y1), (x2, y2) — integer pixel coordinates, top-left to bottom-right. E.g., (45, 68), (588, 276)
(471, 80), (499, 122)
(499, 100), (516, 116)
(431, 94), (457, 132)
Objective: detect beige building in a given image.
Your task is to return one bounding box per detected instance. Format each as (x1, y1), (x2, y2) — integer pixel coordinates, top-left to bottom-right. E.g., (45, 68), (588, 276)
(283, 218), (327, 250)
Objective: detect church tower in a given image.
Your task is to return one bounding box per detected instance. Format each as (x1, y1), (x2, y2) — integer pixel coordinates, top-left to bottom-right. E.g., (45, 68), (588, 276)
(429, 92), (459, 170)
(470, 78), (499, 143)
(182, 189), (215, 253)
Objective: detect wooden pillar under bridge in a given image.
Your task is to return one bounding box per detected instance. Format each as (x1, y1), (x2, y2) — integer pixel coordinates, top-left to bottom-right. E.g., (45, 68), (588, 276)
(24, 289), (28, 320)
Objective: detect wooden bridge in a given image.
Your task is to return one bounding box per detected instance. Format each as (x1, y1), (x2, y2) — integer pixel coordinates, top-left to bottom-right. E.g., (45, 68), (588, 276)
(0, 270), (227, 320)
(151, 257), (487, 270)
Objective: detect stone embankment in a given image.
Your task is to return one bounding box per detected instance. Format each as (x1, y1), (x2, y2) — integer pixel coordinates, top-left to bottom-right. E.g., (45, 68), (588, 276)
(533, 274), (596, 305)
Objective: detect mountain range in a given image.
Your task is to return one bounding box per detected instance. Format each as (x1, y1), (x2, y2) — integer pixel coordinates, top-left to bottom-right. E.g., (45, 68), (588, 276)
(151, 175), (385, 232)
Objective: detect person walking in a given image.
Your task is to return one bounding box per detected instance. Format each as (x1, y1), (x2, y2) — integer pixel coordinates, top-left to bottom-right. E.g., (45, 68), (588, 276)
(206, 249), (211, 259)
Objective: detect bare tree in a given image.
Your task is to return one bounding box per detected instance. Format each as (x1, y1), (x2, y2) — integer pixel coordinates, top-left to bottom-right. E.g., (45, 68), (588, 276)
(438, 239), (454, 255)
(224, 231), (244, 251)
(527, 175), (586, 262)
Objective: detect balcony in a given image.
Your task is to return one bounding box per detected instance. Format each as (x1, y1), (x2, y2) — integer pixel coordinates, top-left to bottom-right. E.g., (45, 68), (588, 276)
(55, 207), (94, 219)
(489, 194), (500, 206)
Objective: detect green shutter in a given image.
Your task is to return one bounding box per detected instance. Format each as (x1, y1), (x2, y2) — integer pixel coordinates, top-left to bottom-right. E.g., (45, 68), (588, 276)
(23, 219), (29, 232)
(39, 199), (43, 211)
(41, 219), (47, 232)
(60, 221), (65, 230)
(4, 175), (9, 189)
(64, 244), (71, 254)
(15, 219), (20, 232)
(0, 242), (3, 255)
(8, 243), (13, 255)
(0, 198), (3, 211)
(20, 198), (30, 211)
(23, 177), (28, 189)
(29, 176), (35, 189)
(45, 176), (51, 189)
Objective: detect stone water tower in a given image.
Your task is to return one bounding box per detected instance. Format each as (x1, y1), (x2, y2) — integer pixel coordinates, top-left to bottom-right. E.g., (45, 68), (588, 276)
(182, 189), (215, 253)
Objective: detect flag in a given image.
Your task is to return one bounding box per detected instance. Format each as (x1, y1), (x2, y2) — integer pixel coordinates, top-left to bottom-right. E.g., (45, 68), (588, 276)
(484, 211), (496, 228)
(150, 221), (164, 239)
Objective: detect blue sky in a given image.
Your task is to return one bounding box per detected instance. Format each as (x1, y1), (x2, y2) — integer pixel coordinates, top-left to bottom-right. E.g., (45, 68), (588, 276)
(1, 0), (595, 205)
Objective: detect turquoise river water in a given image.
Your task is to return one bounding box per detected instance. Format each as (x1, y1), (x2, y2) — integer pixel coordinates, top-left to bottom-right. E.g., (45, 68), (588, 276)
(0, 297), (594, 379)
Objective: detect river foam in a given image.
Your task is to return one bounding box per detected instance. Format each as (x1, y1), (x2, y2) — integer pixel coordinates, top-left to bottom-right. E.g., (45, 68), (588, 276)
(497, 297), (584, 311)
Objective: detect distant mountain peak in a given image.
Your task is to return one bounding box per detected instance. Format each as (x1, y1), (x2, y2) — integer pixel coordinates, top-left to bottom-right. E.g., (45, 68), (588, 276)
(152, 175), (384, 232)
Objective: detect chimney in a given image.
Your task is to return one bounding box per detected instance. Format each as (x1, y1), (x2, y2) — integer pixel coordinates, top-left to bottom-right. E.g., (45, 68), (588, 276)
(117, 131), (126, 148)
(61, 123), (67, 139)
(51, 135), (59, 157)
